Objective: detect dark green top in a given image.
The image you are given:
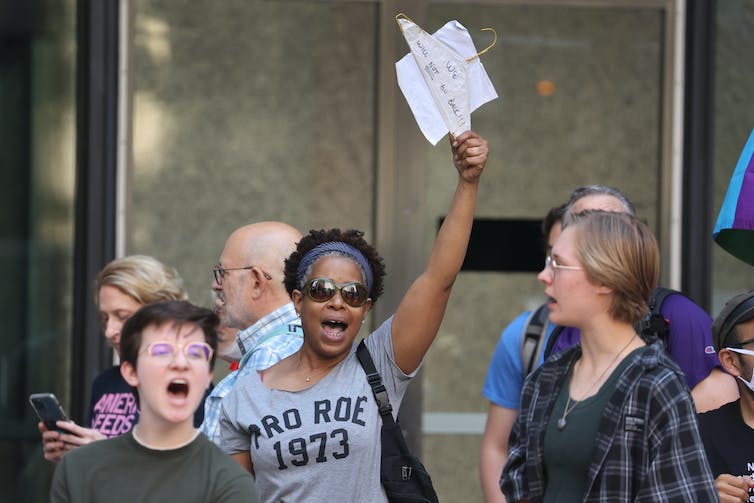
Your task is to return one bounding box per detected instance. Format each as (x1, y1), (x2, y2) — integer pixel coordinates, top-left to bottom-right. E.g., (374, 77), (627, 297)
(542, 347), (645, 502)
(51, 431), (258, 503)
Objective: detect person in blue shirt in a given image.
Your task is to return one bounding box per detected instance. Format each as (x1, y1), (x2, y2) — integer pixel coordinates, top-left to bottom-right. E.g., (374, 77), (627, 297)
(480, 204), (565, 503)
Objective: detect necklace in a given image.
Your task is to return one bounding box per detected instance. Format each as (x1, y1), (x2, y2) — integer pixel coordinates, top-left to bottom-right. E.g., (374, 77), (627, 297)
(557, 333), (637, 430)
(298, 354), (327, 384)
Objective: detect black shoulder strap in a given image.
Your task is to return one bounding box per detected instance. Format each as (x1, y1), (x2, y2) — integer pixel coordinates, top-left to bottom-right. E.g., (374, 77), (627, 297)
(650, 286), (678, 313)
(520, 303), (551, 376)
(639, 286), (680, 346)
(356, 341), (395, 425)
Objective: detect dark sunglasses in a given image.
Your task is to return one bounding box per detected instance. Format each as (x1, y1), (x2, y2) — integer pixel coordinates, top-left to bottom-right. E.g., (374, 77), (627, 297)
(302, 278), (369, 307)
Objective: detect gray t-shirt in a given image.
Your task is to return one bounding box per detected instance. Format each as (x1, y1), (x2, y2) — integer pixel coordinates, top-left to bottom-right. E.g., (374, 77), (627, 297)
(219, 316), (416, 502)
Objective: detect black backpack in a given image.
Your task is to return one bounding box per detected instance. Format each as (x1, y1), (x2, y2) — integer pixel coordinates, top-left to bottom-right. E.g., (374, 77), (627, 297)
(637, 286), (678, 349)
(532, 286), (679, 366)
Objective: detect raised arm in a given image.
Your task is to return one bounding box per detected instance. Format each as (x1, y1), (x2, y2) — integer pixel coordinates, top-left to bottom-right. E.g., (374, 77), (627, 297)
(392, 130), (487, 373)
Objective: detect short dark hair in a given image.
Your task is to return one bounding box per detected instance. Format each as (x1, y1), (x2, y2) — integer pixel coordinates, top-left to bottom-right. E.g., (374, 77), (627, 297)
(566, 185), (637, 216)
(541, 204), (566, 251)
(120, 300), (219, 371)
(712, 290), (754, 351)
(284, 228), (386, 304)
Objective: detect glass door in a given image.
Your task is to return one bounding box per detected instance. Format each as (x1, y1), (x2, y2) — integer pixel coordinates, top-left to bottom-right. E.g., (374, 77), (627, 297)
(0, 1), (77, 500)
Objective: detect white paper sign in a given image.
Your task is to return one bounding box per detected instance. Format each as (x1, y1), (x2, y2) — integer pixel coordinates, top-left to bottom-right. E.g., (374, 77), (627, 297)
(396, 17), (498, 145)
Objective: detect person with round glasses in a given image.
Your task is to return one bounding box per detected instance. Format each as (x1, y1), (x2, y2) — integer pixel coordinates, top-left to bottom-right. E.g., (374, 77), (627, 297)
(51, 300), (258, 503)
(501, 211), (717, 502)
(39, 255), (206, 462)
(218, 130), (488, 502)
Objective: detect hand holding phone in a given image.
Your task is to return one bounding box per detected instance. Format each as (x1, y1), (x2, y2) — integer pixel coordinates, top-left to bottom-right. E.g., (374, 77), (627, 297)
(29, 393), (69, 432)
(31, 393), (108, 462)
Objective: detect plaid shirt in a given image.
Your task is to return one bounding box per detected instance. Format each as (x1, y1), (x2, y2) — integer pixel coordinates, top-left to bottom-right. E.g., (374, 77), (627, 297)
(201, 302), (302, 445)
(501, 341), (719, 503)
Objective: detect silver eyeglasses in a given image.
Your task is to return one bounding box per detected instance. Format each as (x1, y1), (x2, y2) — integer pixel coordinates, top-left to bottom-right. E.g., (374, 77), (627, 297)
(212, 264), (272, 286)
(545, 255), (582, 274)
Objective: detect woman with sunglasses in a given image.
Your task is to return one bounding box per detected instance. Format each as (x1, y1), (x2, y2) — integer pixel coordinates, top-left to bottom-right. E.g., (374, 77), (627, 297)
(39, 255), (198, 462)
(501, 211), (717, 502)
(218, 130), (487, 502)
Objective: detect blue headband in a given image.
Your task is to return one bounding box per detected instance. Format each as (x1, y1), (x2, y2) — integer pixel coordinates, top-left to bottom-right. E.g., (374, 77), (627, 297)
(296, 242), (373, 292)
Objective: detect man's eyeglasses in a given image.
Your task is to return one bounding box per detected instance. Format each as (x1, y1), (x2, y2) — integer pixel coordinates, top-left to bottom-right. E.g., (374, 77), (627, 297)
(545, 255), (582, 274)
(212, 264), (272, 286)
(142, 341), (214, 362)
(302, 277), (369, 308)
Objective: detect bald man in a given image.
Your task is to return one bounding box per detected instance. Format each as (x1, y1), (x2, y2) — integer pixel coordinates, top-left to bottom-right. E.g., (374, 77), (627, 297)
(201, 222), (304, 445)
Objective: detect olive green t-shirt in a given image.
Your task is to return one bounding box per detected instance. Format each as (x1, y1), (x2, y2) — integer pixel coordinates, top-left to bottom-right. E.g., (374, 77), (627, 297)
(542, 347), (645, 502)
(51, 431), (258, 503)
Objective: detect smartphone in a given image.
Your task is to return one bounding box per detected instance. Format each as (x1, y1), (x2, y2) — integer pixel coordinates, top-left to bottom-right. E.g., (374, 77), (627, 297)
(29, 393), (69, 431)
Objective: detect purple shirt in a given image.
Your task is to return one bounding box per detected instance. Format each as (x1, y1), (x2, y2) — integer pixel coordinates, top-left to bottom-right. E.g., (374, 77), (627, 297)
(548, 292), (719, 390)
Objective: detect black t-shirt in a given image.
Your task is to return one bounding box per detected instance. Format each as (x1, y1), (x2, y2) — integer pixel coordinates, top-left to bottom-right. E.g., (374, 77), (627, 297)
(87, 365), (139, 437)
(698, 399), (754, 480)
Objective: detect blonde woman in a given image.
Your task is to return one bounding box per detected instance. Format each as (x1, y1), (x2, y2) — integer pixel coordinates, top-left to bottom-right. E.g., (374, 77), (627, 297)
(501, 211), (717, 502)
(39, 255), (190, 462)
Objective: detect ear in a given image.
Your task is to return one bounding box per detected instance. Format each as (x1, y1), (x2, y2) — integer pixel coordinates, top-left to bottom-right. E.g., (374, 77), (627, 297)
(363, 298), (373, 315)
(718, 348), (744, 377)
(249, 267), (269, 300)
(121, 361), (139, 387)
(292, 289), (304, 316)
(584, 273), (613, 296)
(594, 283), (614, 296)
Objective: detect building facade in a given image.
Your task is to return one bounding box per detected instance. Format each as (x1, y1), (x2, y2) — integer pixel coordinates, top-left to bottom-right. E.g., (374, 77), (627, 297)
(2, 0), (753, 500)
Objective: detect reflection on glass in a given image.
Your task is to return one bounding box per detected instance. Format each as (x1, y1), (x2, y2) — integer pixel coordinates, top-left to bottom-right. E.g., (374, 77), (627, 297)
(0, 0), (77, 500)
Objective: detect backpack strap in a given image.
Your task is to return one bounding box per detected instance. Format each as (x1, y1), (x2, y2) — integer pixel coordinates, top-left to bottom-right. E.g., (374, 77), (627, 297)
(649, 286), (678, 314)
(356, 341), (395, 425)
(520, 303), (551, 376)
(543, 324), (565, 360)
(638, 286), (679, 348)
